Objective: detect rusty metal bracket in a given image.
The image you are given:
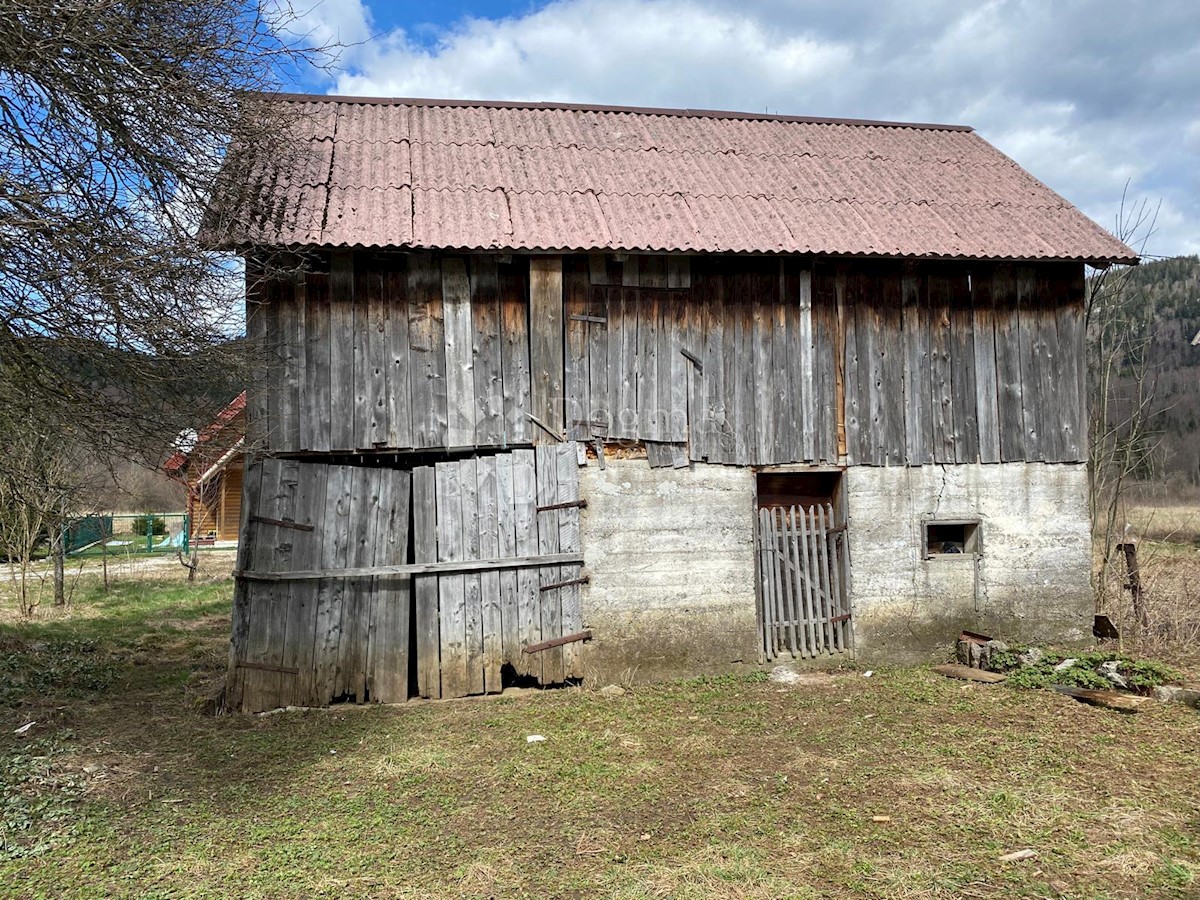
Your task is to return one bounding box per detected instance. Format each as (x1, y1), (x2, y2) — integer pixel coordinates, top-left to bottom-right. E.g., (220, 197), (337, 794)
(537, 499), (588, 513)
(539, 575), (590, 592)
(522, 629), (593, 654)
(251, 515), (314, 532)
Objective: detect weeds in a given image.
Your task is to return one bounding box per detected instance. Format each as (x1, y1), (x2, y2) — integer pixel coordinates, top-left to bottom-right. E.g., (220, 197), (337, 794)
(991, 649), (1183, 694)
(0, 737), (85, 859)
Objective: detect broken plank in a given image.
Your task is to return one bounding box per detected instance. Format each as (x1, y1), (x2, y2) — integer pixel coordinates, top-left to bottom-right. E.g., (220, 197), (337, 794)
(931, 664), (1007, 684)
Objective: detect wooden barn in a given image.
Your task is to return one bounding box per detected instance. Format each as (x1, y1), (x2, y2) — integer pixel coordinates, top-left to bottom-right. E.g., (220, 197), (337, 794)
(210, 95), (1136, 712)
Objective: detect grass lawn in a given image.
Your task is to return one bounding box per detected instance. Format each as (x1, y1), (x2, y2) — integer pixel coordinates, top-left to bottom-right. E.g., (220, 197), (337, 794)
(1, 578), (1198, 899)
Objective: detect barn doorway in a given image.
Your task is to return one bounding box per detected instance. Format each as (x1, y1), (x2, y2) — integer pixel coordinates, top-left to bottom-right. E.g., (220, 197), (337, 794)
(754, 470), (851, 660)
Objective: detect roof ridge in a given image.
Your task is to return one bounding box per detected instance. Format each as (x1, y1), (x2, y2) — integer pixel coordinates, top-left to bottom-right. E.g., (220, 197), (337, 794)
(266, 91), (974, 132)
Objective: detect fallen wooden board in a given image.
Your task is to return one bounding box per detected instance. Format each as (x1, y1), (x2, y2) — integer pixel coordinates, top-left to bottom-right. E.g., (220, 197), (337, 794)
(1052, 684), (1149, 712)
(931, 664), (1008, 684)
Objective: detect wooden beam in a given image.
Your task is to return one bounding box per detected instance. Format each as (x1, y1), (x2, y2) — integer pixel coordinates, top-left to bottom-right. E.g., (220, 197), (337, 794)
(249, 515), (315, 532)
(234, 552), (585, 582)
(522, 629), (593, 654)
(529, 257), (565, 443)
(236, 661), (300, 675)
(539, 575), (590, 592)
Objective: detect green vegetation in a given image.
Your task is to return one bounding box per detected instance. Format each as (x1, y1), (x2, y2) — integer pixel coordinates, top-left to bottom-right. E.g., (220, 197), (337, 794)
(989, 648), (1183, 693)
(129, 515), (167, 538)
(1, 580), (1198, 898)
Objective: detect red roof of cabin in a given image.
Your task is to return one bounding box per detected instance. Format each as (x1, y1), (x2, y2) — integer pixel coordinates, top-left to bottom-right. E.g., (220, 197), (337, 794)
(208, 94), (1136, 265)
(164, 391), (246, 475)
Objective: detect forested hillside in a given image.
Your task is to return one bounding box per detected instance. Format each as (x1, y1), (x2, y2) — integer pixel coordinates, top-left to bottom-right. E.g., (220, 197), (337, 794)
(1109, 255), (1200, 486)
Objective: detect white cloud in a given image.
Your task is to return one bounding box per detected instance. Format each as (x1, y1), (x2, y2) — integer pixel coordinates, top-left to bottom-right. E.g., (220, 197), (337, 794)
(313, 0), (1200, 256)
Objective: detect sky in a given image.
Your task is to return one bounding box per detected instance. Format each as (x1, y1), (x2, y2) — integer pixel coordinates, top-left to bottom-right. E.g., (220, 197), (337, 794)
(289, 0), (1200, 257)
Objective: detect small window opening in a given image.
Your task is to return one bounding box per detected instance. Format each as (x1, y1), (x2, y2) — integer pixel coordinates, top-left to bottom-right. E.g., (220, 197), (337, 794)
(924, 520), (980, 557)
(756, 470), (842, 510)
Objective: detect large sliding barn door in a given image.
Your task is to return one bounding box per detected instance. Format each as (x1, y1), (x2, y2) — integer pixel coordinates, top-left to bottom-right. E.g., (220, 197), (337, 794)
(756, 503), (851, 660)
(227, 458), (411, 712)
(227, 445), (585, 713)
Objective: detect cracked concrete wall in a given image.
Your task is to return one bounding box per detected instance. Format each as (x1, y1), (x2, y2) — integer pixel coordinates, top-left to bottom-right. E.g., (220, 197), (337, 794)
(577, 458), (760, 683)
(846, 462), (1093, 663)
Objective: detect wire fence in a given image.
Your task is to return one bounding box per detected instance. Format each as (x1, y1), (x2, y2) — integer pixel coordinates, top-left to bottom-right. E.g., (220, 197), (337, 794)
(65, 513), (195, 558)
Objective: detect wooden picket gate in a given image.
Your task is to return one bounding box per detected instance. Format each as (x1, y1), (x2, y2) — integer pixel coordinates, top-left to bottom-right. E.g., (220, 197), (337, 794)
(227, 444), (585, 713)
(755, 503), (852, 660)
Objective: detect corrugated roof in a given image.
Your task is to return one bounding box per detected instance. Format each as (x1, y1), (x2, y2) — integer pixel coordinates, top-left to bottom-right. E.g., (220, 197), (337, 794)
(208, 94), (1137, 263)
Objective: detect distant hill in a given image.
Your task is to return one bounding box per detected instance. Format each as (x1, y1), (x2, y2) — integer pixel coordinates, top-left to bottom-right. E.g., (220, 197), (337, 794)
(1109, 255), (1200, 485)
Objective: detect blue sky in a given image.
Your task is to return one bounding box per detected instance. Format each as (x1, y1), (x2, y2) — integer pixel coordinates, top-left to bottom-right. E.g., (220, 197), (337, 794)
(291, 0), (1200, 257)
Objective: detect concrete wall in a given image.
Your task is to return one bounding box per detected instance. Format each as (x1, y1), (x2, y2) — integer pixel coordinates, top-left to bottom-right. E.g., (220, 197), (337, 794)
(846, 462), (1093, 663)
(577, 459), (759, 683)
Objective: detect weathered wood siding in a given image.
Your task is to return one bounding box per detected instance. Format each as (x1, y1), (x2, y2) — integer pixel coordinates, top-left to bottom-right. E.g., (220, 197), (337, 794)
(251, 252), (1086, 467)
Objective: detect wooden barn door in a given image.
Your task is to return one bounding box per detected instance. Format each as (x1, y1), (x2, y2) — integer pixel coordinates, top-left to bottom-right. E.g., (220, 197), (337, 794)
(755, 500), (852, 661)
(412, 443), (585, 700)
(227, 457), (412, 712)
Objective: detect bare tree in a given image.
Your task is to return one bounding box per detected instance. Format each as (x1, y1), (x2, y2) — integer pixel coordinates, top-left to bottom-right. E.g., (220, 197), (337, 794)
(0, 0), (330, 480)
(1087, 190), (1161, 628)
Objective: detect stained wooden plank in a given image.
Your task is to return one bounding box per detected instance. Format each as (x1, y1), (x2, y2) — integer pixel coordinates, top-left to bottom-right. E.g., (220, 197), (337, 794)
(329, 251), (356, 452)
(877, 268), (906, 465)
(471, 257), (504, 447)
(645, 441), (672, 468)
(842, 269), (863, 465)
(818, 504), (840, 653)
(901, 266), (933, 465)
(1016, 266), (1043, 461)
(312, 464), (353, 705)
(384, 258), (413, 449)
(667, 293), (688, 444)
(512, 449), (541, 681)
(495, 454), (520, 673)
(564, 256), (591, 442)
(556, 444), (584, 679)
(359, 259), (388, 448)
(1056, 265), (1088, 462)
(797, 267), (816, 463)
(731, 269), (757, 465)
(476, 456), (504, 692)
(949, 268), (979, 464)
(499, 260), (532, 445)
(368, 468), (411, 703)
(587, 284), (610, 437)
(992, 264), (1026, 462)
(928, 271), (956, 464)
(589, 253), (608, 285)
(752, 286), (774, 463)
(667, 255), (691, 289)
(637, 289), (662, 440)
(810, 505), (834, 654)
(640, 255), (667, 289)
(971, 266), (1002, 464)
(279, 461), (325, 707)
(535, 445), (565, 684)
(795, 506), (820, 655)
(827, 503), (847, 651)
(409, 252), (448, 449)
(458, 457), (484, 695)
(277, 274), (303, 452)
(339, 465), (380, 701)
(300, 271), (331, 452)
(244, 263), (270, 450)
(755, 509), (772, 659)
(441, 257), (475, 448)
(695, 267), (727, 462)
(529, 257), (565, 443)
(1036, 266), (1067, 463)
(233, 456), (267, 711)
(413, 466), (440, 698)
(259, 459), (301, 707)
(855, 270), (885, 465)
(811, 267), (838, 463)
(609, 284), (639, 440)
(774, 509), (799, 657)
(435, 461), (468, 698)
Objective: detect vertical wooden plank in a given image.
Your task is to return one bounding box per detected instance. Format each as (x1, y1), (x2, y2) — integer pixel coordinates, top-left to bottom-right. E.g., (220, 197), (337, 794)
(795, 505), (820, 655)
(409, 252), (447, 449)
(773, 508), (798, 657)
(667, 255), (691, 289)
(842, 268), (863, 465)
(499, 260), (532, 445)
(529, 257), (565, 443)
(244, 261), (269, 450)
(495, 454), (520, 671)
(1037, 266), (1067, 462)
(826, 503), (846, 651)
(413, 466), (441, 699)
(535, 445), (564, 684)
(640, 255), (667, 289)
(971, 265), (1002, 464)
(476, 455), (504, 692)
(564, 256), (591, 442)
(1016, 266), (1043, 461)
(339, 465), (380, 701)
(556, 445), (584, 679)
(992, 264), (1026, 461)
(459, 457), (485, 695)
(752, 284), (774, 463)
(312, 464), (353, 705)
(360, 258), (388, 448)
(368, 467), (411, 703)
(857, 271), (885, 466)
(435, 461), (468, 698)
(442, 257), (475, 448)
(732, 267), (757, 465)
(817, 504), (839, 653)
(231, 456), (267, 711)
(260, 459), (300, 708)
(587, 284), (610, 437)
(512, 449), (541, 681)
(798, 268), (816, 462)
(1056, 265), (1088, 462)
(328, 251), (356, 452)
(667, 294), (688, 445)
(385, 258), (414, 449)
(280, 461), (325, 707)
(878, 268), (907, 465)
(276, 275), (303, 452)
(812, 265), (838, 463)
(928, 271), (956, 464)
(834, 267), (849, 459)
(637, 289), (662, 440)
(901, 265), (933, 465)
(949, 268), (980, 464)
(810, 506), (834, 654)
(471, 257), (505, 447)
(693, 266), (724, 462)
(300, 270), (330, 452)
(755, 508), (770, 659)
(589, 253), (608, 285)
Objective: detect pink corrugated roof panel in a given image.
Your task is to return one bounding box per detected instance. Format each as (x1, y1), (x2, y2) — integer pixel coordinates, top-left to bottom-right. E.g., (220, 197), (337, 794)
(207, 95), (1137, 262)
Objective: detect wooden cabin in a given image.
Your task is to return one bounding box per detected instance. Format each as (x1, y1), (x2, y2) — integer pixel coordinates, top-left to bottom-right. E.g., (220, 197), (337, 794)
(211, 96), (1136, 712)
(165, 393), (246, 544)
